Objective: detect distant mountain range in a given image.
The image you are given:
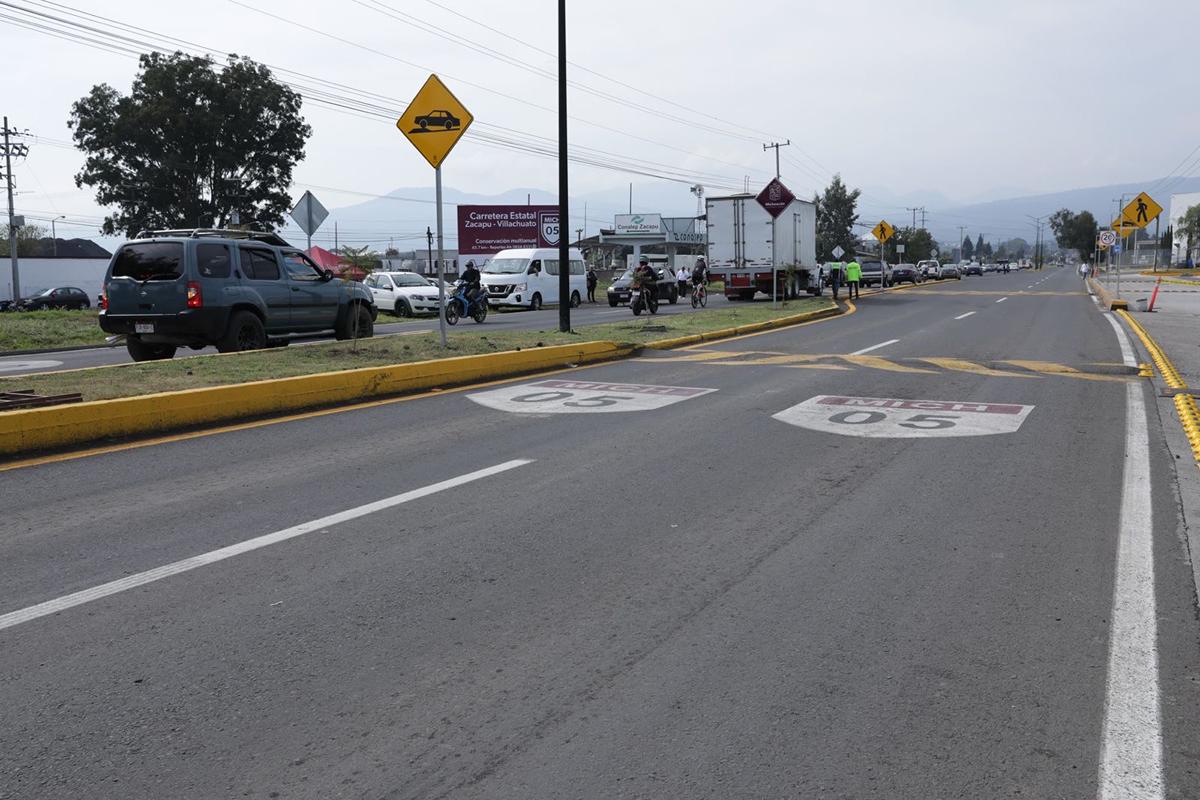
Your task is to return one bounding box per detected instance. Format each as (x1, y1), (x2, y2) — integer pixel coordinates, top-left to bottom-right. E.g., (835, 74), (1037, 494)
(270, 176), (1200, 251)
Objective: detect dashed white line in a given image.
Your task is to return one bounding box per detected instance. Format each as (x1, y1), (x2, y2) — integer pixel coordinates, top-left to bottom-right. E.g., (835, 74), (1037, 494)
(850, 338), (899, 355)
(0, 459), (535, 632)
(954, 312), (976, 320)
(995, 297), (1007, 304)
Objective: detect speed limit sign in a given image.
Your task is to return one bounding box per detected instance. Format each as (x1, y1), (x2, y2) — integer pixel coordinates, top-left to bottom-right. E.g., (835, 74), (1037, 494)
(1099, 230), (1117, 247)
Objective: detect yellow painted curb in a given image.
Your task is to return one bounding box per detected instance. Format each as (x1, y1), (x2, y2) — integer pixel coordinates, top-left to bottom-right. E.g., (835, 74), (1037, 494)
(0, 341), (630, 458)
(1088, 277), (1128, 310)
(1117, 309), (1200, 468)
(645, 303), (842, 350)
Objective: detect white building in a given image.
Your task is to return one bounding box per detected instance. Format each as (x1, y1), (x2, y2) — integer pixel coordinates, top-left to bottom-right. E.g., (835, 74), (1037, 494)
(1169, 191), (1200, 266)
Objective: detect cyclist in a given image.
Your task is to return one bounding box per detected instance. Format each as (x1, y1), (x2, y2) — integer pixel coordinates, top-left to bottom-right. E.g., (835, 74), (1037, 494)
(691, 257), (709, 287)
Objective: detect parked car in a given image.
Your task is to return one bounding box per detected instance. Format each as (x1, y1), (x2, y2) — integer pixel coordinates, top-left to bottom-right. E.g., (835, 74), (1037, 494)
(364, 271), (445, 316)
(14, 286), (91, 310)
(479, 247), (586, 310)
(859, 259), (894, 287)
(100, 229), (377, 362)
(607, 266), (679, 306)
(917, 259), (941, 279)
(938, 263), (962, 280)
(962, 263), (983, 276)
(891, 263), (922, 285)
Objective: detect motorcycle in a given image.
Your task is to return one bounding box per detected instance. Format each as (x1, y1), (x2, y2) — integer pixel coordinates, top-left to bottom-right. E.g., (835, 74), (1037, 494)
(444, 281), (488, 325)
(630, 281), (659, 316)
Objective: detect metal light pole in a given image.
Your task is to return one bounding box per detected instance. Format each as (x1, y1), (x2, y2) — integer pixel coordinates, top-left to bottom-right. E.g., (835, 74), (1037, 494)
(557, 0), (571, 332)
(52, 215), (65, 257)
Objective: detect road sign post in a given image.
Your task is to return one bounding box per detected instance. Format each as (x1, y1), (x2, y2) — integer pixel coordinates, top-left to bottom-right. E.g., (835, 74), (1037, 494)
(397, 74), (474, 348)
(872, 220), (895, 291)
(289, 190), (329, 252)
(755, 178), (796, 307)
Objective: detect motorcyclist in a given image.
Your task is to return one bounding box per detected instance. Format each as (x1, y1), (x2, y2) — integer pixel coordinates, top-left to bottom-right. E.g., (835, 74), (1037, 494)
(459, 259), (483, 304)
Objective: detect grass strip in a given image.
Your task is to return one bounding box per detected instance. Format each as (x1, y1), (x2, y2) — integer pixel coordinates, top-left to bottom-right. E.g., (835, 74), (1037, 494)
(0, 309), (107, 351)
(0, 298), (832, 403)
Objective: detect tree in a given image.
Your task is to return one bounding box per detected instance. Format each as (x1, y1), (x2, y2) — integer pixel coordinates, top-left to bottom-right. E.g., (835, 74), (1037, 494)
(982, 240), (994, 259)
(1177, 206), (1200, 266)
(0, 224), (48, 257)
(69, 52), (311, 236)
(975, 234), (985, 258)
(1160, 224), (1174, 252)
(961, 236), (975, 261)
(336, 245), (380, 273)
(884, 226), (934, 263)
(1048, 208), (1098, 263)
(813, 174), (861, 261)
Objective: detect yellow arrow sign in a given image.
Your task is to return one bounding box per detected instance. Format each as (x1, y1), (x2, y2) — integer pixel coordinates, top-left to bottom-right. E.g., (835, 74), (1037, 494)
(872, 220), (895, 244)
(397, 74), (474, 169)
(1116, 191), (1163, 231)
(1110, 218), (1140, 238)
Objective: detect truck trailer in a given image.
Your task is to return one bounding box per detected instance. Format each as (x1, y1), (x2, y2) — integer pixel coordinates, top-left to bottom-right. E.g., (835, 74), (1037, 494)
(705, 193), (823, 301)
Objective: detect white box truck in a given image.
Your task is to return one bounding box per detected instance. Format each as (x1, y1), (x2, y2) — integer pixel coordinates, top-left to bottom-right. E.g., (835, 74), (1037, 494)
(705, 193), (824, 301)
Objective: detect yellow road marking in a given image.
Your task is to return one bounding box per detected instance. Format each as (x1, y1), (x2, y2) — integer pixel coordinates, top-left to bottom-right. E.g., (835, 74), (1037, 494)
(1000, 359), (1132, 383)
(678, 299), (858, 350)
(838, 355), (939, 374)
(919, 357), (1042, 378)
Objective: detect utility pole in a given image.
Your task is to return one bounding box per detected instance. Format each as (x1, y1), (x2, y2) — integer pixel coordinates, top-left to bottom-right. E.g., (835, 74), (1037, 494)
(557, 0), (570, 332)
(906, 206), (924, 230)
(957, 225), (967, 263)
(762, 140), (790, 178)
(920, 208), (927, 229)
(2, 117), (29, 301)
(52, 215), (65, 257)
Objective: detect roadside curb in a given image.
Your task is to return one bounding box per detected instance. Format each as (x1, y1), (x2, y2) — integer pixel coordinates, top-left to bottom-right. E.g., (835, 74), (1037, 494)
(1117, 309), (1200, 466)
(1088, 277), (1128, 310)
(644, 303), (842, 350)
(0, 342), (632, 458)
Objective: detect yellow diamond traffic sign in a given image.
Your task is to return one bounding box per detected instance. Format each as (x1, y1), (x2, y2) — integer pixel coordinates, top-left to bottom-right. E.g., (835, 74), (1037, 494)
(872, 220), (895, 244)
(397, 74), (474, 169)
(1110, 217), (1140, 238)
(1116, 191), (1163, 231)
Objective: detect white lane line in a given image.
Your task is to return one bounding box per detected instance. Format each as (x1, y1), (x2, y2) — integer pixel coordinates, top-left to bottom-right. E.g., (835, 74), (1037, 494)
(0, 459), (534, 632)
(1098, 378), (1163, 799)
(1104, 313), (1138, 367)
(954, 312), (976, 320)
(995, 297), (1007, 304)
(850, 338), (899, 356)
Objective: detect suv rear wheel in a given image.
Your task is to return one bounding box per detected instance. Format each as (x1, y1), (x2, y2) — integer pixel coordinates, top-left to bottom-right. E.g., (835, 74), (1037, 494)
(126, 336), (177, 362)
(218, 310), (267, 353)
(335, 303), (374, 340)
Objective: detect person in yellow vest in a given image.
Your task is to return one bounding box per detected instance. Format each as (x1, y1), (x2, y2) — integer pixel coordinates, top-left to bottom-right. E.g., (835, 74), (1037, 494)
(844, 259), (862, 299)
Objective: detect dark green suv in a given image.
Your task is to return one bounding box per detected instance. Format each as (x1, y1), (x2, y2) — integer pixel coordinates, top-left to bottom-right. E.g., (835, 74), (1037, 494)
(100, 229), (377, 361)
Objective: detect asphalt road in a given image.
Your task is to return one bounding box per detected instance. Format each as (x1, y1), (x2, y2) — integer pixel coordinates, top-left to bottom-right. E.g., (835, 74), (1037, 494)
(0, 290), (741, 377)
(2, 267), (1197, 799)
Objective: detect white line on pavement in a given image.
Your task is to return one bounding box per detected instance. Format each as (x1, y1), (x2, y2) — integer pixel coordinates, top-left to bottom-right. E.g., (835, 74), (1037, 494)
(0, 459), (535, 632)
(850, 339), (899, 355)
(954, 312), (976, 320)
(995, 297), (1007, 304)
(1097, 314), (1163, 799)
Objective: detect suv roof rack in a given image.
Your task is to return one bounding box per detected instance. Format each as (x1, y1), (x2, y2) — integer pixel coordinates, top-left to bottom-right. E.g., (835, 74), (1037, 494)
(133, 228), (292, 247)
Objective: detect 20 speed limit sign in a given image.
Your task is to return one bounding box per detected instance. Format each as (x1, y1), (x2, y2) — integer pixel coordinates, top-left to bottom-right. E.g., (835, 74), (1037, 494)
(468, 379), (716, 414)
(773, 395), (1034, 438)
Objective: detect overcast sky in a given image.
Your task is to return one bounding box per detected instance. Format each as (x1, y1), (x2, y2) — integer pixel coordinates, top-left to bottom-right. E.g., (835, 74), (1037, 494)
(3, 0), (1197, 245)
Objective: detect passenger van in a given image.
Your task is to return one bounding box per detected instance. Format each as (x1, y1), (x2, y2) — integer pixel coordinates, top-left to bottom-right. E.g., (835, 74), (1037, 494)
(479, 247), (586, 310)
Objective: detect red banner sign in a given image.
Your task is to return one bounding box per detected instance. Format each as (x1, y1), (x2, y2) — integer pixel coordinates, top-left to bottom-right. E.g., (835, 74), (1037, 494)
(457, 205), (560, 257)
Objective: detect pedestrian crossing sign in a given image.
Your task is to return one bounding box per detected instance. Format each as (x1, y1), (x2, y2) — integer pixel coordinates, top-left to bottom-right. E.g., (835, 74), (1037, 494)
(1115, 192), (1163, 232)
(872, 220), (895, 244)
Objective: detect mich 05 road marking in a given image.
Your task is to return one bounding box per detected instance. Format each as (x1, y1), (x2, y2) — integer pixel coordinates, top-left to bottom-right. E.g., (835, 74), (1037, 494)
(468, 379), (717, 414)
(772, 395), (1034, 438)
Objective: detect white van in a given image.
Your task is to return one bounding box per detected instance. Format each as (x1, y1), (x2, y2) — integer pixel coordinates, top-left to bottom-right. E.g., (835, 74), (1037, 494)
(479, 247), (586, 310)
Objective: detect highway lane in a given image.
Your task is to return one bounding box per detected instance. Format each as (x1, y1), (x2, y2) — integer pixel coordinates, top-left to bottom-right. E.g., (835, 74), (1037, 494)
(1, 266), (1196, 798)
(0, 291), (740, 377)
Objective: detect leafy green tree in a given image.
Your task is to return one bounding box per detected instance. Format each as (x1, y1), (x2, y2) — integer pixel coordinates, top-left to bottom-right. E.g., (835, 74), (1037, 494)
(1177, 206), (1200, 265)
(69, 52), (311, 235)
(1048, 208), (1099, 263)
(884, 226), (934, 263)
(813, 174), (861, 261)
(0, 224), (48, 257)
(1160, 225), (1173, 251)
(975, 234), (985, 258)
(336, 245), (380, 273)
(961, 236), (975, 261)
(982, 240), (994, 259)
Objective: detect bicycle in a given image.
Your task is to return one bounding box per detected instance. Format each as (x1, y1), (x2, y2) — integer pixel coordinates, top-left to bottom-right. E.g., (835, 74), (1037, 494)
(690, 281), (708, 308)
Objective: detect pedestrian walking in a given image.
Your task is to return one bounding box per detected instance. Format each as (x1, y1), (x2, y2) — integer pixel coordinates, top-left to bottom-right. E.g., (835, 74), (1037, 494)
(844, 259), (862, 300)
(828, 261), (843, 300)
(586, 267), (598, 303)
(1079, 263), (1089, 281)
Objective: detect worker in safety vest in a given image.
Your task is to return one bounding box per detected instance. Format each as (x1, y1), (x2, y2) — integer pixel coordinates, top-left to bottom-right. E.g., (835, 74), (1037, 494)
(827, 261), (843, 300)
(844, 259), (862, 300)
